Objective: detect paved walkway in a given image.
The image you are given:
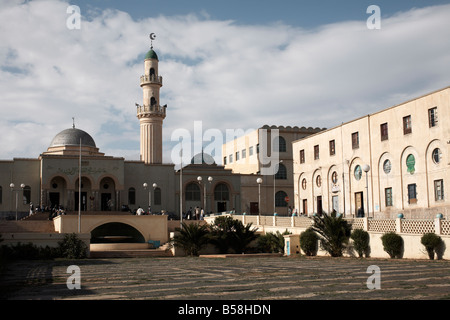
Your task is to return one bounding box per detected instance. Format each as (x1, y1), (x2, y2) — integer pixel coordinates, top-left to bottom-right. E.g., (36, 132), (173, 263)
(1, 256), (450, 300)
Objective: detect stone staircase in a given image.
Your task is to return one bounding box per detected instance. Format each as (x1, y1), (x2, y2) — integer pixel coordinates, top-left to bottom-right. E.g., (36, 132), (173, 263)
(0, 220), (56, 233)
(89, 243), (173, 258)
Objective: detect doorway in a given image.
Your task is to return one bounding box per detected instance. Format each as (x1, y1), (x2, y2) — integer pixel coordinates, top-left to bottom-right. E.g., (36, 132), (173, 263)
(101, 193), (112, 211)
(355, 192), (364, 217)
(316, 196), (323, 215)
(217, 201), (227, 213)
(302, 199), (307, 215)
(332, 195), (339, 213)
(250, 202), (259, 214)
(75, 192), (87, 211)
(49, 192), (60, 208)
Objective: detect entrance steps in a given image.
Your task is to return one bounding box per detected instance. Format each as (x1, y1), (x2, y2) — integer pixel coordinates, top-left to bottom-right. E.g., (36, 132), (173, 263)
(0, 220), (56, 233)
(89, 242), (173, 258)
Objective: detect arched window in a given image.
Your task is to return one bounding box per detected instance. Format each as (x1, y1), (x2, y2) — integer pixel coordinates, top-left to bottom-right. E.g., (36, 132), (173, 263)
(278, 136), (287, 152)
(154, 187), (161, 205)
(275, 190), (288, 207)
(128, 187), (136, 205)
(214, 183), (229, 201)
(275, 163), (287, 179)
(23, 186), (31, 204)
(185, 183), (200, 201)
(149, 68), (155, 79)
(150, 97), (157, 106)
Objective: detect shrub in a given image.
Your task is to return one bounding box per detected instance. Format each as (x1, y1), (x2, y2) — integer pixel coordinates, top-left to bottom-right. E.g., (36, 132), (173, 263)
(257, 230), (290, 254)
(421, 233), (442, 260)
(311, 213), (351, 257)
(58, 233), (88, 259)
(381, 232), (403, 259)
(350, 229), (370, 258)
(299, 228), (318, 256)
(173, 222), (210, 256)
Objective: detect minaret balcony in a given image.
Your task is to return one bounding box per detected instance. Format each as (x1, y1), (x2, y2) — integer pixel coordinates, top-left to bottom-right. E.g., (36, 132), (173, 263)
(140, 75), (163, 86)
(136, 104), (167, 118)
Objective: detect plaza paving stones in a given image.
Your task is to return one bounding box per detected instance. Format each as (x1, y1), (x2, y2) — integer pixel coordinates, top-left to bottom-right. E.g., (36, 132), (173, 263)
(1, 256), (450, 300)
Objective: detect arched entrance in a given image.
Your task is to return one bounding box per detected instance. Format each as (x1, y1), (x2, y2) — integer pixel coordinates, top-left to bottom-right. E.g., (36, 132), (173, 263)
(48, 176), (67, 209)
(75, 177), (92, 211)
(91, 222), (145, 243)
(214, 183), (230, 212)
(100, 177), (116, 211)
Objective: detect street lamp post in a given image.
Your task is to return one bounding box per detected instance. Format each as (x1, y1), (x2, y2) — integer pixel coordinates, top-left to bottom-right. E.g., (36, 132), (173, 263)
(256, 178), (262, 216)
(197, 176), (212, 212)
(9, 183), (25, 221)
(362, 164), (370, 218)
(143, 182), (157, 214)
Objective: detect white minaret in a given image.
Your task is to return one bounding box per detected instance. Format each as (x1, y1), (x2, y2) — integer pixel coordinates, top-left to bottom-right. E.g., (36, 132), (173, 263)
(136, 34), (166, 164)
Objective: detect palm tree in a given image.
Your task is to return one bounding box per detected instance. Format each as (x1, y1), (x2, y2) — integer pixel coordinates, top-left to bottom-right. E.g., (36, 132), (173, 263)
(230, 222), (259, 254)
(311, 212), (351, 257)
(172, 222), (210, 256)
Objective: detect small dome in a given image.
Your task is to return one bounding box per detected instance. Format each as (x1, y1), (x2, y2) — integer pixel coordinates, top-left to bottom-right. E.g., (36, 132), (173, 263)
(191, 152), (215, 165)
(145, 49), (158, 60)
(50, 128), (96, 148)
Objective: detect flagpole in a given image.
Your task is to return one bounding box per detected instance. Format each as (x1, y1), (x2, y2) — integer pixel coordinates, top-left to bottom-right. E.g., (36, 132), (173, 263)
(78, 137), (81, 233)
(180, 147), (183, 228)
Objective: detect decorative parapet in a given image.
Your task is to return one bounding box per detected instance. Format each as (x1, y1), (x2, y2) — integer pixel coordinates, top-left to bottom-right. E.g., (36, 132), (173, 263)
(140, 75), (163, 86)
(136, 104), (167, 118)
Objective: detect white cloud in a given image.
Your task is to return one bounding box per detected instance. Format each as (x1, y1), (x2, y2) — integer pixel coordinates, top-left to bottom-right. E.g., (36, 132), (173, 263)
(0, 1), (449, 164)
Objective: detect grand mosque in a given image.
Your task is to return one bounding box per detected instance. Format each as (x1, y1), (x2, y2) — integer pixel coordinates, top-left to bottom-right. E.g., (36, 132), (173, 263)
(0, 40), (320, 219)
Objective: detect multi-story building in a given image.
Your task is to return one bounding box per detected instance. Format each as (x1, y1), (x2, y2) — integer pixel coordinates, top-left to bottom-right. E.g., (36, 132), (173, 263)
(222, 125), (323, 215)
(293, 87), (450, 219)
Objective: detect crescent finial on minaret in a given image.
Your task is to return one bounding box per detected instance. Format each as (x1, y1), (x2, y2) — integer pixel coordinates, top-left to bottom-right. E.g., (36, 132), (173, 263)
(149, 33), (156, 49)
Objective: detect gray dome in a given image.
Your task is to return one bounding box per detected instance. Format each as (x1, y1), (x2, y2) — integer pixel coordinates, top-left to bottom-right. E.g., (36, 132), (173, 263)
(50, 128), (96, 148)
(191, 152), (215, 165)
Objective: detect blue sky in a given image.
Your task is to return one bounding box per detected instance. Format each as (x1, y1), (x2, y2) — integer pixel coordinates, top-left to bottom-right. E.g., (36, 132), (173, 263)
(1, 0), (450, 164)
(76, 0), (450, 27)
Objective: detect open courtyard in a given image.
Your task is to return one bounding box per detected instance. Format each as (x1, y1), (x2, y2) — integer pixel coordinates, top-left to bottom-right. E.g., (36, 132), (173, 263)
(1, 255), (450, 301)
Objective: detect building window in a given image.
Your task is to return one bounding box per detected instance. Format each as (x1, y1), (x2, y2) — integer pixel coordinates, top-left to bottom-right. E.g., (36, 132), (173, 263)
(403, 115), (412, 134)
(278, 136), (287, 152)
(385, 187), (393, 207)
(229, 154), (233, 163)
(407, 183), (417, 204)
(302, 178), (307, 190)
(314, 145), (319, 160)
(249, 146), (254, 156)
(331, 171), (338, 184)
(23, 186), (31, 204)
(275, 190), (288, 207)
(300, 149), (305, 163)
(383, 159), (392, 174)
(154, 187), (161, 205)
(406, 154), (415, 174)
(241, 149), (246, 159)
(352, 132), (359, 149)
(275, 163), (287, 180)
(316, 175), (322, 187)
(185, 183), (201, 201)
(435, 180), (444, 201)
(354, 165), (362, 181)
(329, 140), (335, 156)
(128, 187), (136, 205)
(223, 156), (227, 165)
(214, 183), (229, 201)
(380, 123), (388, 141)
(432, 148), (441, 164)
(428, 107), (438, 127)
(236, 151), (240, 161)
(256, 144), (259, 154)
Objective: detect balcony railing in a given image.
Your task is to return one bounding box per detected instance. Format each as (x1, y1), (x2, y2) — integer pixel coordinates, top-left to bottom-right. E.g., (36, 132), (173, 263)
(140, 75), (163, 86)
